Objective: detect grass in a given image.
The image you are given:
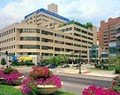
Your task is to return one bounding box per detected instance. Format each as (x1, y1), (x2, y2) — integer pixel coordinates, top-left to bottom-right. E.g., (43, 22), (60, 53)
(53, 90), (77, 95)
(0, 85), (77, 95)
(0, 85), (22, 95)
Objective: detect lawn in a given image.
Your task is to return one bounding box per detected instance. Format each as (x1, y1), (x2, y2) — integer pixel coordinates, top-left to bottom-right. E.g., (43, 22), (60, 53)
(0, 85), (77, 95)
(0, 85), (22, 95)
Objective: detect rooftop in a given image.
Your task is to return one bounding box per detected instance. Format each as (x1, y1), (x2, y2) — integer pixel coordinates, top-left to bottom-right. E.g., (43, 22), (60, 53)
(24, 8), (69, 22)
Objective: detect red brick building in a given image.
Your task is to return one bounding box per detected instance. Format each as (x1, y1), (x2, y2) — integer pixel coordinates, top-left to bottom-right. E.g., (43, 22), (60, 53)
(98, 17), (120, 51)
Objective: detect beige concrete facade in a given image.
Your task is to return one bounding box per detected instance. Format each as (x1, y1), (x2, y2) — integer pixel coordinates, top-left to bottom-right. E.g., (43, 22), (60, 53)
(48, 3), (58, 14)
(0, 4), (97, 61)
(0, 23), (96, 60)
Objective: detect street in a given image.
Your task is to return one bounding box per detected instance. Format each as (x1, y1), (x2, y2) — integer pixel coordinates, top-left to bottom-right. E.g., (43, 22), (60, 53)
(59, 75), (111, 95)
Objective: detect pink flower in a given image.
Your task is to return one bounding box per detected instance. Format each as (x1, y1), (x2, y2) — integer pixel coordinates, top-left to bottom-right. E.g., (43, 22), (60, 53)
(82, 86), (120, 95)
(0, 70), (22, 83)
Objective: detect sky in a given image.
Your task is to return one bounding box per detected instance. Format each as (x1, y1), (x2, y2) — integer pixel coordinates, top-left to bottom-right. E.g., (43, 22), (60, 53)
(0, 0), (120, 29)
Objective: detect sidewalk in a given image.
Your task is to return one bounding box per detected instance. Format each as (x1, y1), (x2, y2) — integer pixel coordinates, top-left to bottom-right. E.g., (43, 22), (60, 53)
(0, 64), (118, 80)
(56, 64), (119, 79)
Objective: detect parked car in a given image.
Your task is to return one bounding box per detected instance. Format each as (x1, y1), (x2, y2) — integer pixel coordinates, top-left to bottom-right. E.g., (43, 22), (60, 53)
(61, 64), (70, 68)
(46, 64), (58, 68)
(73, 64), (79, 67)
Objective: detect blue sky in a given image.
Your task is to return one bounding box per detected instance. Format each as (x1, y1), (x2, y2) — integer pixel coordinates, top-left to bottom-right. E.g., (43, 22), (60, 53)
(0, 0), (120, 29)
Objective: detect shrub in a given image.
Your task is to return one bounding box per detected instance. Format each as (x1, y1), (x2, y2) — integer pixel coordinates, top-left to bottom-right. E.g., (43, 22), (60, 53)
(0, 67), (23, 85)
(115, 57), (120, 74)
(82, 86), (120, 95)
(12, 60), (18, 65)
(29, 66), (53, 79)
(115, 67), (120, 74)
(1, 58), (7, 68)
(112, 76), (120, 92)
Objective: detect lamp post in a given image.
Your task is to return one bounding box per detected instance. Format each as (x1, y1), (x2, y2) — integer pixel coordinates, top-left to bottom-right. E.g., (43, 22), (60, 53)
(5, 51), (9, 67)
(71, 52), (74, 66)
(78, 52), (81, 74)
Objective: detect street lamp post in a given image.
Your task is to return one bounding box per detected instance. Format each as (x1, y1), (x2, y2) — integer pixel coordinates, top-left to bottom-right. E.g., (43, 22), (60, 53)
(79, 52), (81, 74)
(71, 52), (74, 66)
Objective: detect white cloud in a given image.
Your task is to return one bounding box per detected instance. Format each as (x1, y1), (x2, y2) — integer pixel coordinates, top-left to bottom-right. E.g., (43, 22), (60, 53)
(0, 0), (120, 29)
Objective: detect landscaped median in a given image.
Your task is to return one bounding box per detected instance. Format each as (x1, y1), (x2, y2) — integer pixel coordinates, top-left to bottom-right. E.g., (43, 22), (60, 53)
(0, 85), (77, 95)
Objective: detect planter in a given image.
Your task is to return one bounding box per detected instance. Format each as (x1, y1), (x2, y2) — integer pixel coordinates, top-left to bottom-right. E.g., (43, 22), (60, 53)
(37, 85), (58, 94)
(0, 76), (24, 85)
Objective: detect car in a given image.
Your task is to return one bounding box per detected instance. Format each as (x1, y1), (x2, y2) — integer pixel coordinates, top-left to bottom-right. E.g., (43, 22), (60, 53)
(46, 64), (58, 68)
(61, 64), (70, 68)
(73, 64), (79, 67)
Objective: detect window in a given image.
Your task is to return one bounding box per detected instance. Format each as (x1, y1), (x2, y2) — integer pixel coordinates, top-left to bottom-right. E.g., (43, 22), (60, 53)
(82, 35), (87, 39)
(42, 46), (53, 50)
(74, 44), (81, 47)
(20, 29), (40, 33)
(55, 33), (64, 38)
(74, 33), (81, 37)
(20, 45), (40, 49)
(41, 30), (53, 35)
(74, 27), (81, 32)
(74, 38), (81, 42)
(82, 30), (87, 34)
(55, 40), (64, 44)
(65, 42), (73, 46)
(82, 40), (87, 43)
(20, 37), (40, 41)
(65, 36), (73, 40)
(88, 32), (93, 36)
(42, 38), (53, 43)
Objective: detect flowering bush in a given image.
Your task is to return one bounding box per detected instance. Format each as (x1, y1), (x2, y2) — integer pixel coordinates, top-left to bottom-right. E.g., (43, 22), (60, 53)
(21, 66), (62, 95)
(82, 86), (120, 95)
(0, 67), (23, 85)
(29, 66), (53, 79)
(112, 76), (120, 92)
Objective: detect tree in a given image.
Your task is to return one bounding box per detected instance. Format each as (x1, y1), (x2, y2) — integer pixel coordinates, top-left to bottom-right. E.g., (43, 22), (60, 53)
(108, 55), (116, 66)
(115, 57), (120, 74)
(1, 58), (7, 68)
(86, 22), (93, 29)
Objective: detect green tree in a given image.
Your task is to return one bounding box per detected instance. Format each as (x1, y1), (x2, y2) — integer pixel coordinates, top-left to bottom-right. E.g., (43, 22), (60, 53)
(108, 55), (116, 66)
(1, 58), (7, 68)
(115, 57), (120, 74)
(86, 22), (93, 29)
(48, 55), (68, 65)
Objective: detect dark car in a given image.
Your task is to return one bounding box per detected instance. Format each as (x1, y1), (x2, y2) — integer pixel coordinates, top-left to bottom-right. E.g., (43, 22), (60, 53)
(46, 64), (58, 68)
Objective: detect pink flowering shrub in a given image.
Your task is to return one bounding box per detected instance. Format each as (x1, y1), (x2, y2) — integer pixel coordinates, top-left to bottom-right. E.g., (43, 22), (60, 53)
(82, 86), (120, 95)
(0, 67), (23, 85)
(21, 66), (62, 95)
(112, 76), (120, 92)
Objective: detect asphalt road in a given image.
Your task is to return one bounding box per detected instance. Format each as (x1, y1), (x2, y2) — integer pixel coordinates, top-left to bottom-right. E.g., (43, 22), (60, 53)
(59, 75), (111, 95)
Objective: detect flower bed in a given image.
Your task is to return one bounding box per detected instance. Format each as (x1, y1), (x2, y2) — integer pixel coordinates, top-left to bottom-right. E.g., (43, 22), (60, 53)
(0, 67), (23, 85)
(21, 66), (62, 95)
(82, 85), (120, 95)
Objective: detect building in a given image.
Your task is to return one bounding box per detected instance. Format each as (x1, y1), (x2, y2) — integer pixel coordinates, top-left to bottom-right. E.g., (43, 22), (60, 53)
(116, 23), (120, 57)
(97, 32), (100, 45)
(109, 42), (117, 56)
(99, 17), (120, 52)
(0, 4), (97, 62)
(89, 44), (102, 63)
(22, 3), (69, 29)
